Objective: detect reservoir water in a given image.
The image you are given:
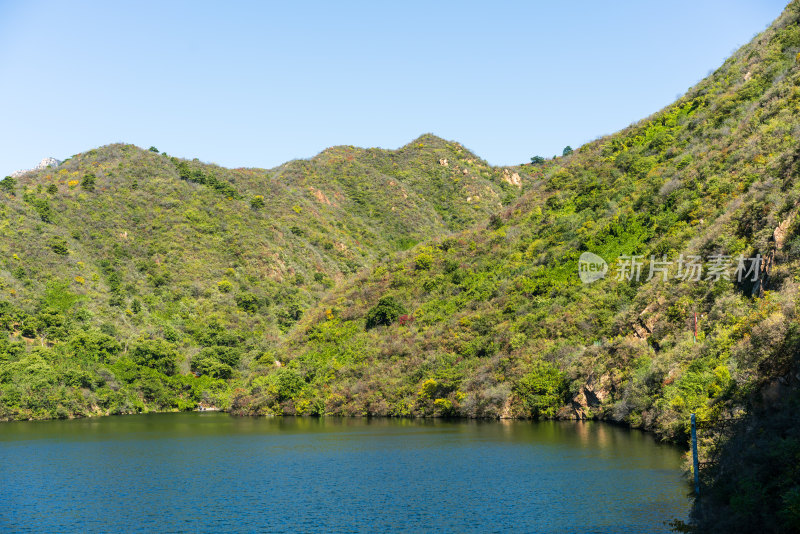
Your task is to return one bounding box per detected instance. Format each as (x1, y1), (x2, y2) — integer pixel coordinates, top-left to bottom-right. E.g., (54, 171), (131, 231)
(0, 413), (690, 533)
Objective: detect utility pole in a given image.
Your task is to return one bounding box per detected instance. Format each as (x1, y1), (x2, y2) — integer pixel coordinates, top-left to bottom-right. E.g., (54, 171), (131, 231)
(691, 413), (700, 498)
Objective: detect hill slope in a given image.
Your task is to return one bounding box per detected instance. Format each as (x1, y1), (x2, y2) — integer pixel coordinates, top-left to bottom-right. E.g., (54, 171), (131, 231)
(232, 4), (800, 529)
(0, 135), (530, 419)
(3, 3), (800, 530)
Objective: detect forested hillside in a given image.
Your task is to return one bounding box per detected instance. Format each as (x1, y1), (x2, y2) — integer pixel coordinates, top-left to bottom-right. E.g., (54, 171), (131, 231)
(0, 136), (528, 419)
(230, 5), (800, 530)
(3, 2), (800, 531)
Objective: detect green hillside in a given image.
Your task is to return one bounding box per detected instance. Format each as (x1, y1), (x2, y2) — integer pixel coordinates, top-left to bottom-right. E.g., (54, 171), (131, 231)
(3, 2), (800, 531)
(0, 135), (528, 419)
(229, 4), (800, 530)
(239, 2), (800, 428)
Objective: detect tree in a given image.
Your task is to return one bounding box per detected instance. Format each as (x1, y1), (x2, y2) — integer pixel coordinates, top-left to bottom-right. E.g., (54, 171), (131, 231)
(515, 361), (567, 418)
(235, 293), (259, 313)
(0, 177), (16, 194)
(365, 296), (406, 330)
(81, 173), (96, 191)
(562, 146), (573, 156)
(148, 146), (159, 152)
(414, 253), (433, 270)
(530, 156), (545, 165)
(190, 346), (241, 379)
(130, 338), (179, 376)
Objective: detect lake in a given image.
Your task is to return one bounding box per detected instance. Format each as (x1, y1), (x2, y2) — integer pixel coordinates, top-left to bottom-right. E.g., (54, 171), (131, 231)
(0, 413), (690, 533)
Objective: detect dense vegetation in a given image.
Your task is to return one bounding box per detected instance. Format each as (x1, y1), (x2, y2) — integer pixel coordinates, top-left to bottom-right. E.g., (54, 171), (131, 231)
(3, 2), (800, 530)
(0, 136), (528, 420)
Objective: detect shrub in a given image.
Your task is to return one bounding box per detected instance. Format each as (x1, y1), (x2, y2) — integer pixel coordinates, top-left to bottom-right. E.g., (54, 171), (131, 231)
(217, 279), (233, 293)
(365, 296), (406, 329)
(25, 195), (53, 222)
(414, 253), (433, 270)
(418, 378), (439, 399)
(49, 237), (69, 255)
(67, 331), (121, 363)
(250, 195), (265, 209)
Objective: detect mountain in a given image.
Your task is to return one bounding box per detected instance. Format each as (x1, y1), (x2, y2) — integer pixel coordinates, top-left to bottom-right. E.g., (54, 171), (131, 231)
(237, 1), (800, 427)
(226, 4), (798, 531)
(2, 2), (800, 530)
(0, 135), (531, 419)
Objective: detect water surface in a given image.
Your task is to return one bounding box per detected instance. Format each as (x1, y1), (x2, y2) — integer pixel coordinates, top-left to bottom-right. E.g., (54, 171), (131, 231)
(0, 414), (689, 532)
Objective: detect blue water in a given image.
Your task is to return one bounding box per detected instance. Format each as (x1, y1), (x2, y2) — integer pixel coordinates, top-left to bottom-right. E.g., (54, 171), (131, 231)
(0, 413), (690, 533)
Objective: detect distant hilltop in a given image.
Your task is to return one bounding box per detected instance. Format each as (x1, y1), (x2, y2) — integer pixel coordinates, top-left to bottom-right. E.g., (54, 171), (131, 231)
(9, 157), (62, 178)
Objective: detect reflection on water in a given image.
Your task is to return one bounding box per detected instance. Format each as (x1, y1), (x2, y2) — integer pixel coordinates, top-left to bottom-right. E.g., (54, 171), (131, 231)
(0, 414), (690, 533)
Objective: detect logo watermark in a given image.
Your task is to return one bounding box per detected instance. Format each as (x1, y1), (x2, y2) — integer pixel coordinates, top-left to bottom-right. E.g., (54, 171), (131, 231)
(578, 252), (608, 284)
(578, 253), (762, 284)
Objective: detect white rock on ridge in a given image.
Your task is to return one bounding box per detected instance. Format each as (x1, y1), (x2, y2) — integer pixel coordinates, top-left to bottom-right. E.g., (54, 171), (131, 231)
(35, 157), (61, 170)
(9, 157), (62, 178)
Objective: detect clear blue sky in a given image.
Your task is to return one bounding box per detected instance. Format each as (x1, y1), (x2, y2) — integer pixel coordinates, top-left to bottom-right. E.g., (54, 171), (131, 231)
(0, 0), (789, 175)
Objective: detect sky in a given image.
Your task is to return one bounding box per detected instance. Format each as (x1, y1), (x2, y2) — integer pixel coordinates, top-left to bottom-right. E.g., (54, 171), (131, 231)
(0, 0), (790, 175)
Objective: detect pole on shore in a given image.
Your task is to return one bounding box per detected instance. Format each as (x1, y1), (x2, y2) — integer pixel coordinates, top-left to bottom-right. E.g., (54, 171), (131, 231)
(691, 413), (700, 498)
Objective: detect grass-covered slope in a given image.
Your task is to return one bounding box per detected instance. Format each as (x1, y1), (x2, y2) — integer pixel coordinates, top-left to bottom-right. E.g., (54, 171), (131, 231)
(0, 135), (529, 420)
(236, 1), (800, 446)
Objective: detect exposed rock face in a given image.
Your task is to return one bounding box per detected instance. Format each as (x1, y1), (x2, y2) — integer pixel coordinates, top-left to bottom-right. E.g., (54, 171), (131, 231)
(751, 207), (797, 297)
(562, 373), (615, 420)
(501, 168), (522, 188)
(631, 297), (664, 339)
(10, 157), (62, 178)
(35, 157), (61, 170)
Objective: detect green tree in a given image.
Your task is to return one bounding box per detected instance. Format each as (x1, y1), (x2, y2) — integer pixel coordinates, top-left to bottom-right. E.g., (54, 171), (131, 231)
(235, 293), (259, 313)
(414, 253), (433, 270)
(81, 173), (96, 191)
(0, 177), (16, 193)
(130, 339), (179, 376)
(191, 346), (241, 379)
(515, 361), (567, 418)
(275, 368), (304, 400)
(365, 296), (406, 330)
(562, 146), (573, 156)
(530, 156), (545, 164)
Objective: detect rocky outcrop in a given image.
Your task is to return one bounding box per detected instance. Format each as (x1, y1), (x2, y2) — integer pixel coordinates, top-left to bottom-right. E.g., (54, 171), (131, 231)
(751, 207), (797, 297)
(631, 297), (664, 339)
(35, 157), (61, 170)
(10, 157), (62, 178)
(501, 168), (522, 188)
(562, 373), (615, 419)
